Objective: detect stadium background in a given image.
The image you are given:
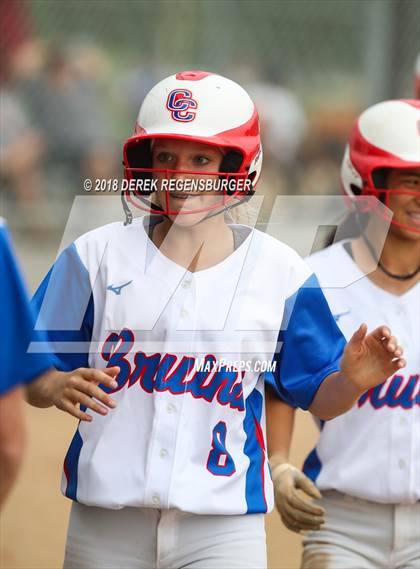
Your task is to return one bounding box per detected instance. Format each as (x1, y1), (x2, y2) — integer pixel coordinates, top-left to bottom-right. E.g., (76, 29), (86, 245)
(0, 1), (419, 567)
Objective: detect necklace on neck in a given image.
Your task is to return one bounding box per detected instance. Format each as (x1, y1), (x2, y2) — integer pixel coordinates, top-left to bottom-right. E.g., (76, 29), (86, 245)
(361, 234), (420, 281)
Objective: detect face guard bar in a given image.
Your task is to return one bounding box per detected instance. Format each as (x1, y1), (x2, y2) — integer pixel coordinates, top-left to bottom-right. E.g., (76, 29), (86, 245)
(360, 187), (420, 234)
(121, 166), (255, 224)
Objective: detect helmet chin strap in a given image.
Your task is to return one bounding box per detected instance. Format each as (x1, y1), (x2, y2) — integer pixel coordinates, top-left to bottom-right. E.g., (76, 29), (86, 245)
(354, 210), (420, 281)
(121, 187), (254, 226)
(121, 189), (163, 226)
(196, 190), (255, 223)
(121, 189), (133, 226)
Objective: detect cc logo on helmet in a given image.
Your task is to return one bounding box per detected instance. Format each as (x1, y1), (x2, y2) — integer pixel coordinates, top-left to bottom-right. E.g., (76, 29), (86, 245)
(166, 89), (198, 122)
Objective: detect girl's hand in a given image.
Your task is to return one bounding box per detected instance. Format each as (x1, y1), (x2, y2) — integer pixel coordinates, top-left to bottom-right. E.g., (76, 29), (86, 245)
(271, 460), (325, 533)
(49, 366), (120, 422)
(341, 324), (405, 394)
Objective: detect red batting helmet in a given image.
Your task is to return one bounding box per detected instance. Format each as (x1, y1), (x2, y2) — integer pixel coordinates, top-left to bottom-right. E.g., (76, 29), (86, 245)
(122, 70), (263, 220)
(341, 99), (420, 233)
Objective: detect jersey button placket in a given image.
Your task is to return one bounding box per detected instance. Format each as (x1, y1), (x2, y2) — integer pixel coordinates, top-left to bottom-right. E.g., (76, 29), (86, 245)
(144, 277), (184, 510)
(181, 277), (192, 289)
(390, 409), (413, 501)
(178, 275), (196, 331)
(146, 401), (178, 508)
(148, 276), (196, 509)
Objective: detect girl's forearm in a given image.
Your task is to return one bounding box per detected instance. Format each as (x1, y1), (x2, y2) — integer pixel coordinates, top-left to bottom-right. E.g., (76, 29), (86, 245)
(25, 368), (58, 408)
(266, 384), (296, 464)
(309, 371), (363, 421)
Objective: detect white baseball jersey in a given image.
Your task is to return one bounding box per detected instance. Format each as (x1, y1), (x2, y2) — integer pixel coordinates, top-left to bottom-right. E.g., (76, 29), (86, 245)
(31, 215), (345, 514)
(303, 241), (420, 504)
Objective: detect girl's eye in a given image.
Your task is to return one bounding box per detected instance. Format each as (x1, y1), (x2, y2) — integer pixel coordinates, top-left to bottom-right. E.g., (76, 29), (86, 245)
(194, 155), (211, 166)
(155, 152), (175, 164)
(400, 177), (419, 189)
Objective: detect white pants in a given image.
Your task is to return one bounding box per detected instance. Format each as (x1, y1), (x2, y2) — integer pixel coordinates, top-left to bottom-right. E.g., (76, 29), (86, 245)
(301, 490), (420, 569)
(63, 502), (267, 569)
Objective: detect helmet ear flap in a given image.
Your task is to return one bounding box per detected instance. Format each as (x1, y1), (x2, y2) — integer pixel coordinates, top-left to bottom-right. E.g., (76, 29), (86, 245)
(371, 168), (389, 189)
(350, 184), (362, 196)
(220, 150), (243, 173)
(125, 140), (154, 195)
(370, 168), (390, 205)
(219, 150), (248, 196)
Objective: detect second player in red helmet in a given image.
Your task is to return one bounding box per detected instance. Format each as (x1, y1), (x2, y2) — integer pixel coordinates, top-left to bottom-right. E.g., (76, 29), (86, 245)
(342, 99), (420, 235)
(267, 99), (419, 569)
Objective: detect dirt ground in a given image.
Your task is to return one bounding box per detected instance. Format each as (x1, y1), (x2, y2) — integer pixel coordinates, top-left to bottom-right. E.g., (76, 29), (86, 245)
(0, 228), (319, 569)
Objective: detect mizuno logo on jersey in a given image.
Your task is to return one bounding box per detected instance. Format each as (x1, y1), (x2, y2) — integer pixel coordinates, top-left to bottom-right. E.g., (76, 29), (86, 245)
(100, 328), (245, 411)
(107, 281), (133, 295)
(333, 310), (351, 322)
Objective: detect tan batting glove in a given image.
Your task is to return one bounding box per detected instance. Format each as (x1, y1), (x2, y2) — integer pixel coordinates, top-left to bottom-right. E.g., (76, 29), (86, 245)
(270, 454), (325, 533)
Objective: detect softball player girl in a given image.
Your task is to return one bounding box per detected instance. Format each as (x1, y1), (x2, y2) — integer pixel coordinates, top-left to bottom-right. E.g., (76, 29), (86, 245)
(28, 72), (404, 569)
(267, 99), (420, 568)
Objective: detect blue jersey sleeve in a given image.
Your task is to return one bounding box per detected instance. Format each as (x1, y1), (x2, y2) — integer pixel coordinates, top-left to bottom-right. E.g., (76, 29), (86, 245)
(0, 223), (52, 394)
(266, 273), (346, 410)
(31, 243), (94, 372)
